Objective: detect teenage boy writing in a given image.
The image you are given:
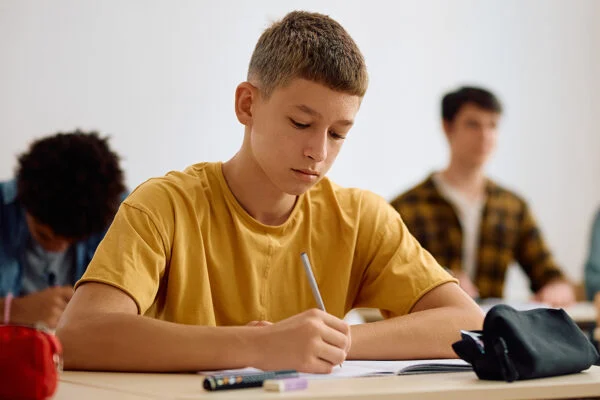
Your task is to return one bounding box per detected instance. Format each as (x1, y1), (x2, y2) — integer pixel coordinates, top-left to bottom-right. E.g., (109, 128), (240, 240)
(57, 11), (483, 373)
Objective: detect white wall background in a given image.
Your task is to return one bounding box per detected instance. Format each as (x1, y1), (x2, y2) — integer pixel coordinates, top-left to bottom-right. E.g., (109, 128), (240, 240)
(1, 0), (599, 289)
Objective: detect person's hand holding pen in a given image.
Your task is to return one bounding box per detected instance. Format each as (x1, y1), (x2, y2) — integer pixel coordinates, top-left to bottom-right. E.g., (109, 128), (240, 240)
(300, 252), (348, 368)
(248, 308), (350, 374)
(242, 252), (350, 374)
(7, 286), (74, 329)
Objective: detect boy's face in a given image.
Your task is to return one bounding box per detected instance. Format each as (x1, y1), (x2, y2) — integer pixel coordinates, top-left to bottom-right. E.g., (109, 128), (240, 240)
(245, 78), (360, 195)
(25, 213), (74, 253)
(444, 103), (500, 169)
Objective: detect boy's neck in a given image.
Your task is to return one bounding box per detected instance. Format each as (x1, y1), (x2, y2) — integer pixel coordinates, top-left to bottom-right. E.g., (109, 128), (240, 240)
(222, 153), (298, 226)
(441, 161), (486, 202)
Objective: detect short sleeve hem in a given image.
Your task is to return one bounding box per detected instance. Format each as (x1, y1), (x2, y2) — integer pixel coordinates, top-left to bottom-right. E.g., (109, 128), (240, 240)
(75, 278), (144, 314)
(404, 277), (459, 315)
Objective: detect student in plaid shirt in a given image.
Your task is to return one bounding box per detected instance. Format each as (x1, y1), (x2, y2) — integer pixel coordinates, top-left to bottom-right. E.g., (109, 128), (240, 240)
(391, 87), (575, 307)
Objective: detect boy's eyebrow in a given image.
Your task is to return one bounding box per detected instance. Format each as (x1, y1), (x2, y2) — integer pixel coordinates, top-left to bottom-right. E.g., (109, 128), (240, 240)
(294, 104), (354, 126)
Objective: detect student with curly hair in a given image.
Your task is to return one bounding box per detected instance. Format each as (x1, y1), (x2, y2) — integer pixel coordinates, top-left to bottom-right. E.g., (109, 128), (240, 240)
(0, 130), (126, 328)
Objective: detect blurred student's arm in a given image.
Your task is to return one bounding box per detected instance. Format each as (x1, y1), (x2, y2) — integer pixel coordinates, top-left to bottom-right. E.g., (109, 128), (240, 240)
(1, 287), (73, 329)
(515, 202), (575, 307)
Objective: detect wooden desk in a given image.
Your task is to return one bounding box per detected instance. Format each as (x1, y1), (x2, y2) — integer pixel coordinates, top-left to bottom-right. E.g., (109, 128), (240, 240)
(56, 382), (152, 399)
(564, 302), (597, 331)
(56, 366), (600, 400)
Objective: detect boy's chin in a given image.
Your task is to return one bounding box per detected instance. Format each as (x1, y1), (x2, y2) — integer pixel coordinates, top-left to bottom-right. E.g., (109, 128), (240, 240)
(283, 181), (320, 196)
(285, 186), (313, 196)
(465, 155), (490, 169)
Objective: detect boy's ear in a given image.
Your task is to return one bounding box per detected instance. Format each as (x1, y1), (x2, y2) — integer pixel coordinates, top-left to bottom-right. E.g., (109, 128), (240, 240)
(235, 82), (257, 126)
(442, 119), (453, 139)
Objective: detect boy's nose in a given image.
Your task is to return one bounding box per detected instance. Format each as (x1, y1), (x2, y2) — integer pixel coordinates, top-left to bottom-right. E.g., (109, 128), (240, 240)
(304, 131), (328, 162)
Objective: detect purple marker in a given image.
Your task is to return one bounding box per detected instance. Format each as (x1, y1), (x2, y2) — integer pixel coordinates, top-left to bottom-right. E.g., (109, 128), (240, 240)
(263, 377), (308, 392)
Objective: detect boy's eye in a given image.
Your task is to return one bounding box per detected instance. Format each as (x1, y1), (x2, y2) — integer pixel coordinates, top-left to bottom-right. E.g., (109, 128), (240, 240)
(290, 118), (310, 129)
(329, 131), (346, 140)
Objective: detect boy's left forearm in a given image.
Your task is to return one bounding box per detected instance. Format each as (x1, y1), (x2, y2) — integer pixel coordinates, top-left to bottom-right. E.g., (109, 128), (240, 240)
(348, 305), (483, 360)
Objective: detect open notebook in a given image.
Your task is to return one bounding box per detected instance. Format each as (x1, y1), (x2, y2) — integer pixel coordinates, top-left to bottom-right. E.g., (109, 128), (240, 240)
(301, 359), (472, 380)
(198, 359), (472, 381)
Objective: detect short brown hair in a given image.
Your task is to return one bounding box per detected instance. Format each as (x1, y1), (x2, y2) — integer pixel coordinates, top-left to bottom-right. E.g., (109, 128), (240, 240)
(248, 11), (368, 98)
(442, 86), (503, 122)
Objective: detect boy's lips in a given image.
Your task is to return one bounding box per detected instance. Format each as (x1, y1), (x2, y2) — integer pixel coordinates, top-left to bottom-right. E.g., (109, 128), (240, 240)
(292, 168), (320, 177)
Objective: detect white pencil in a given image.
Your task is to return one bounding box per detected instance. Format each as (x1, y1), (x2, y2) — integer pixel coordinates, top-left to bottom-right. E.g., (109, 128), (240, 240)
(300, 252), (343, 368)
(300, 252), (326, 311)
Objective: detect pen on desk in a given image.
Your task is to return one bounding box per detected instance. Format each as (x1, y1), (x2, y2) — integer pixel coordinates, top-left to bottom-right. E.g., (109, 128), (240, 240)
(202, 370), (297, 391)
(300, 252), (344, 368)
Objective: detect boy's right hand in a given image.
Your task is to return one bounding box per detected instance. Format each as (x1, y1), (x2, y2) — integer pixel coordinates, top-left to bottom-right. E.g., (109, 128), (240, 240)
(251, 308), (350, 374)
(11, 286), (74, 329)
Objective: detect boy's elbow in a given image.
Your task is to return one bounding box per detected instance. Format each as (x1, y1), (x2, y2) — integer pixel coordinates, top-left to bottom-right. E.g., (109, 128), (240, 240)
(462, 305), (485, 330)
(55, 314), (86, 370)
(450, 298), (484, 331)
(55, 327), (72, 369)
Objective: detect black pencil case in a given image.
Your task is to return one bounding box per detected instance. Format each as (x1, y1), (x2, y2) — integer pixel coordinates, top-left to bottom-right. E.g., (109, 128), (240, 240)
(452, 304), (599, 382)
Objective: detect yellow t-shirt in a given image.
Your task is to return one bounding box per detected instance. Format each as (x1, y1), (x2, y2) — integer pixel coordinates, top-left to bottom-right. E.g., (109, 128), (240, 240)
(77, 162), (455, 326)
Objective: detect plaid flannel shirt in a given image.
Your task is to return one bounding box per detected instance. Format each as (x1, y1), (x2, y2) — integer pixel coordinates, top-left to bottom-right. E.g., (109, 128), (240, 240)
(390, 175), (564, 299)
